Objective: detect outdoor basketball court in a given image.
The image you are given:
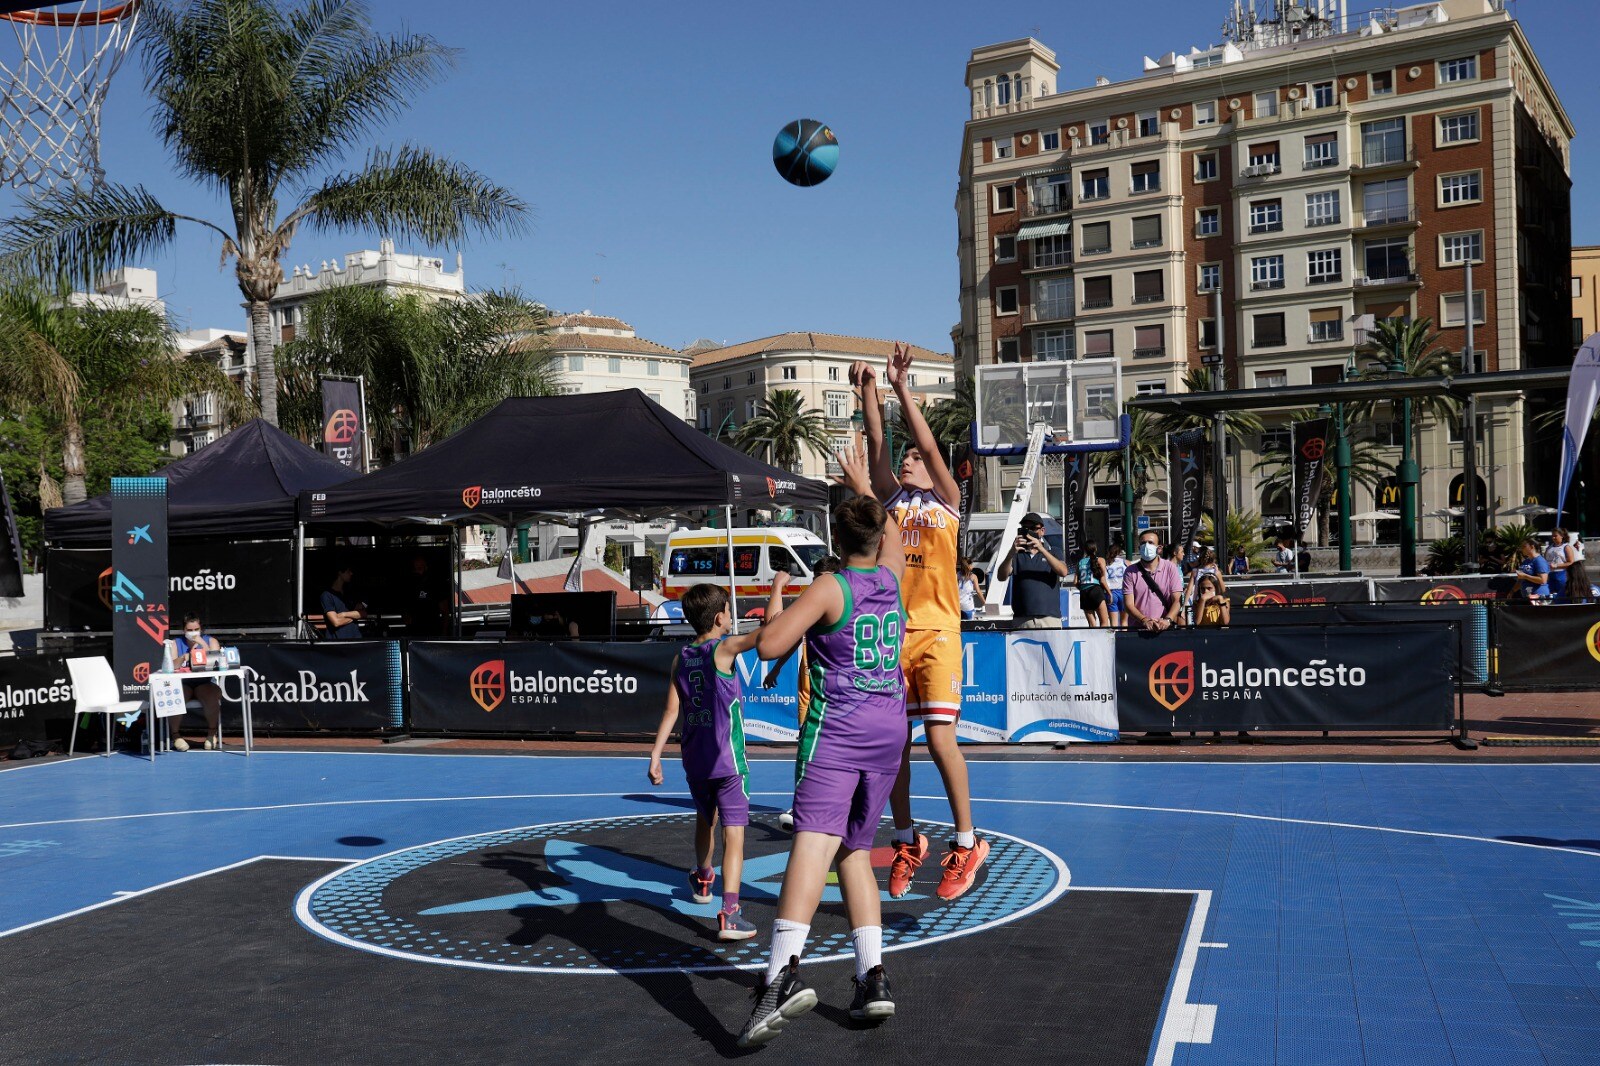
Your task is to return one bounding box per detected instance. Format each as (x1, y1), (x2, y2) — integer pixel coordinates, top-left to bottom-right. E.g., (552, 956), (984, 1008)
(3, 749), (1598, 1065)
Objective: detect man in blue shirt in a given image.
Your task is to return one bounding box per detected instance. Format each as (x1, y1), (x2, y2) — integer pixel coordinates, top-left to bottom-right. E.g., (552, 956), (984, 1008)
(320, 564), (367, 638)
(997, 512), (1072, 629)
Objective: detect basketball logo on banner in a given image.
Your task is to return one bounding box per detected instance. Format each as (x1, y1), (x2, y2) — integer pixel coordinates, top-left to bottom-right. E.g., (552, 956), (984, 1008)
(1290, 418), (1331, 543)
(1148, 651), (1195, 714)
(470, 660), (506, 712)
(319, 376), (367, 471)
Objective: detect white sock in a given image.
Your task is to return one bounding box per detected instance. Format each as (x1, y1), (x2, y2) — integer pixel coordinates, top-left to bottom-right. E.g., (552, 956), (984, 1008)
(892, 826), (916, 845)
(954, 830), (976, 849)
(765, 919), (809, 984)
(852, 925), (883, 980)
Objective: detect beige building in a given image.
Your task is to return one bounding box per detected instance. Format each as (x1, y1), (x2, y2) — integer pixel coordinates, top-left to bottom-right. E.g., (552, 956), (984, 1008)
(170, 330), (250, 455)
(1574, 246), (1600, 344)
(688, 333), (954, 484)
(544, 313), (693, 422)
(957, 0), (1572, 542)
(269, 238), (466, 344)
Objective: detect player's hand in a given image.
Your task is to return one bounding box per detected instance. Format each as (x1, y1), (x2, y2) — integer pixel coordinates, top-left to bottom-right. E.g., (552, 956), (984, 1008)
(848, 361), (876, 390)
(831, 439), (873, 496)
(647, 759), (664, 786)
(885, 342), (913, 390)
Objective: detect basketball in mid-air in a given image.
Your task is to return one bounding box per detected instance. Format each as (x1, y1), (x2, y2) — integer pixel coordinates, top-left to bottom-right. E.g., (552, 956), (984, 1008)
(772, 119), (838, 187)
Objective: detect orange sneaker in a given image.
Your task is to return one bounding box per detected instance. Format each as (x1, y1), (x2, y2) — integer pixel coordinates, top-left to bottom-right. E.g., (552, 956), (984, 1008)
(887, 834), (929, 899)
(936, 837), (990, 901)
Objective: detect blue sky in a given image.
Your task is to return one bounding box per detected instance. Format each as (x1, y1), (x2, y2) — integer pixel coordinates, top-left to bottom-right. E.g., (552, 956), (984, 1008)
(0, 0), (1593, 354)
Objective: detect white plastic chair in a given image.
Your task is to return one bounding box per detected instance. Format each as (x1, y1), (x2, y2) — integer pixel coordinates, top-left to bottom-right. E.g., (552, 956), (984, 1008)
(65, 656), (149, 762)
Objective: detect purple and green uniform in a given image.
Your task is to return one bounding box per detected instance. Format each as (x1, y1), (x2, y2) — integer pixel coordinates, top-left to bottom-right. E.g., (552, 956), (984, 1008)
(674, 638), (750, 827)
(792, 565), (906, 852)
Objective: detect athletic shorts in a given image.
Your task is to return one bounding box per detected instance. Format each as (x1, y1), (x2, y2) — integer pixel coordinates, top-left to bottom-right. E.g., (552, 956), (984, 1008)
(1079, 585), (1108, 613)
(903, 629), (962, 723)
(1108, 589), (1125, 613)
(686, 773), (749, 828)
(792, 764), (896, 853)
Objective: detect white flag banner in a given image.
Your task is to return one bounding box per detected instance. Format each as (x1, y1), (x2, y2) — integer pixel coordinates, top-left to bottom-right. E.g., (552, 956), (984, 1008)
(1557, 333), (1600, 520)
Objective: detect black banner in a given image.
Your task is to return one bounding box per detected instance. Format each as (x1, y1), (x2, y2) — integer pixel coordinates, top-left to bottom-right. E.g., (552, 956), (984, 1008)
(0, 469), (24, 598)
(1227, 579), (1369, 607)
(1290, 418), (1330, 544)
(45, 540), (297, 631)
(235, 640), (401, 730)
(1115, 623), (1456, 731)
(0, 653), (76, 746)
(408, 640), (679, 734)
(1062, 453), (1086, 560)
(1372, 575), (1516, 604)
(320, 376), (366, 471)
(1167, 429), (1206, 553)
(953, 444), (976, 525)
(110, 477), (169, 700)
(1493, 604), (1600, 690)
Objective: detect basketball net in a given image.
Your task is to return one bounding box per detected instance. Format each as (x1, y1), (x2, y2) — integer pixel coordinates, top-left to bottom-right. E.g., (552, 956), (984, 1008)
(0, 1), (140, 192)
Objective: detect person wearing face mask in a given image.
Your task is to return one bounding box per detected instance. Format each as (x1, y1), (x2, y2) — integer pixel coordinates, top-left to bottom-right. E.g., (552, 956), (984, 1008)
(165, 613), (225, 750)
(1123, 531), (1183, 633)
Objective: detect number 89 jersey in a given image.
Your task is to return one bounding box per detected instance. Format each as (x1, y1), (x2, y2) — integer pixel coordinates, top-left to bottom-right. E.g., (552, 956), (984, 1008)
(886, 486), (960, 633)
(798, 566), (907, 777)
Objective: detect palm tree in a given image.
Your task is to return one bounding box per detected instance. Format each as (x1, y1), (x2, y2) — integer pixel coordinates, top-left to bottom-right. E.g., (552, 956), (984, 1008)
(0, 279), (247, 504)
(1199, 509), (1274, 571)
(276, 284), (561, 462)
(1089, 406), (1163, 488)
(734, 389), (834, 472)
(1252, 411), (1394, 545)
(0, 0), (526, 427)
(1155, 367), (1264, 438)
(1350, 317), (1460, 431)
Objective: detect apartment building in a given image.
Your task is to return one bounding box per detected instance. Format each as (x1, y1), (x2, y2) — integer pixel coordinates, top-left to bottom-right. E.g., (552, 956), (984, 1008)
(688, 333), (954, 483)
(269, 239), (467, 344)
(170, 330), (250, 455)
(1574, 246), (1600, 345)
(544, 313), (694, 422)
(957, 0), (1572, 539)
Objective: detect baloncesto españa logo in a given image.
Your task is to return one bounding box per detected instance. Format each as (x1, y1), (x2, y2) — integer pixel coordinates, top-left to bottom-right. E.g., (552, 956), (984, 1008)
(1148, 649), (1369, 715)
(470, 658), (639, 712)
(461, 485), (543, 509)
(324, 408), (360, 446)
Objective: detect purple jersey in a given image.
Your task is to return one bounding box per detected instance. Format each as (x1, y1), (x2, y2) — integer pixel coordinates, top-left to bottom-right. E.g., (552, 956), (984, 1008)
(673, 638), (748, 782)
(797, 566), (907, 777)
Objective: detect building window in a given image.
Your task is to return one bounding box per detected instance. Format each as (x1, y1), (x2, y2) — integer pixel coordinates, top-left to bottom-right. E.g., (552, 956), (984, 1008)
(1034, 276), (1073, 319)
(1370, 69), (1394, 95)
(1034, 233), (1073, 268)
(1361, 118), (1406, 165)
(827, 365), (840, 381)
(1196, 207), (1221, 237)
(1137, 110), (1161, 137)
(1440, 291), (1487, 326)
(1362, 178), (1410, 224)
(1042, 129), (1060, 151)
(997, 337), (1020, 362)
(1438, 171), (1482, 206)
(1083, 330), (1114, 358)
(1310, 80), (1335, 108)
(1081, 221), (1111, 255)
(1260, 426), (1291, 451)
(609, 357), (622, 374)
(1307, 248), (1343, 284)
(995, 234), (1017, 262)
(648, 359), (660, 376)
(1136, 381), (1168, 397)
(1195, 152), (1218, 181)
(994, 135), (1014, 159)
(1131, 214), (1162, 249)
(1573, 277), (1583, 298)
(993, 184), (1016, 211)
(1080, 168), (1110, 200)
(826, 390), (850, 419)
(1249, 199), (1283, 234)
(1250, 255), (1285, 290)
(1309, 308), (1344, 342)
(1132, 270), (1165, 304)
(1247, 141), (1280, 171)
(1198, 262), (1221, 292)
(1255, 369), (1288, 389)
(1034, 328), (1072, 361)
(1198, 318), (1218, 348)
(1312, 363), (1345, 384)
(1441, 231), (1484, 266)
(1082, 275), (1113, 309)
(1031, 172), (1070, 213)
(568, 355), (584, 371)
(722, 375), (731, 390)
(745, 398), (759, 420)
(647, 391), (662, 404)
(782, 365), (797, 380)
(698, 406), (710, 430)
(1363, 236), (1411, 281)
(1304, 132), (1338, 168)
(996, 286), (1019, 315)
(1438, 110), (1480, 145)
(1088, 119), (1109, 145)
(747, 370), (758, 385)
(1439, 55), (1478, 83)
(1134, 324), (1165, 358)
(1254, 90), (1278, 118)
(1194, 100), (1217, 126)
(1306, 189), (1341, 226)
(996, 74), (1012, 105)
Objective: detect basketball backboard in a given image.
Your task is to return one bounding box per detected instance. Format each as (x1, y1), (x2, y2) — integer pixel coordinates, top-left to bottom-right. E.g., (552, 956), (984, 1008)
(973, 359), (1127, 455)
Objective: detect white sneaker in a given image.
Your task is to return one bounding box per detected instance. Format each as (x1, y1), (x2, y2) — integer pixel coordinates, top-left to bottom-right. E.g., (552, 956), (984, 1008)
(203, 737), (217, 750)
(172, 737), (190, 752)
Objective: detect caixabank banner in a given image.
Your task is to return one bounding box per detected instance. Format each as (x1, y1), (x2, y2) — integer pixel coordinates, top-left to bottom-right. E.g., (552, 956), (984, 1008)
(1115, 624), (1454, 732)
(235, 640), (402, 731)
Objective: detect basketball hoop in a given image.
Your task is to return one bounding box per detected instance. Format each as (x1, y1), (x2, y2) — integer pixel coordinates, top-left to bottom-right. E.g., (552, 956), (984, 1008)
(0, 0), (141, 191)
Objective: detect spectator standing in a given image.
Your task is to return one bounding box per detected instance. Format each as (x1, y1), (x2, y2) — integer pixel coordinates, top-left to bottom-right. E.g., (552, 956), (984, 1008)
(1075, 541), (1110, 628)
(997, 512), (1071, 629)
(1512, 538), (1551, 602)
(1104, 545), (1129, 627)
(1273, 535), (1295, 573)
(1123, 531), (1183, 632)
(1192, 574), (1230, 627)
(1544, 529), (1575, 602)
(1229, 545), (1250, 576)
(956, 557), (985, 620)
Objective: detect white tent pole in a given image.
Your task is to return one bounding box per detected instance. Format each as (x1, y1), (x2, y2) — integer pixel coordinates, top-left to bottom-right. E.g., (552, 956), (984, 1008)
(725, 505), (738, 622)
(294, 521), (305, 638)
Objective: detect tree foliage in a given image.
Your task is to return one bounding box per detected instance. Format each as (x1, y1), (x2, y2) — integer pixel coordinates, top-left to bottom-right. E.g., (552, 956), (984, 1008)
(732, 389), (835, 472)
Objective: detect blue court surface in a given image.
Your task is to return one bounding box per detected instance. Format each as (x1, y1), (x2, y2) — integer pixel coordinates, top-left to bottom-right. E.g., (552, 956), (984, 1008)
(3, 751), (1600, 1065)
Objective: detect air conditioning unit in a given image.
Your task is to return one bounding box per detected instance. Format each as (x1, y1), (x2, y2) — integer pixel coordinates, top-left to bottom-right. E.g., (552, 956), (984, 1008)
(1241, 163), (1276, 178)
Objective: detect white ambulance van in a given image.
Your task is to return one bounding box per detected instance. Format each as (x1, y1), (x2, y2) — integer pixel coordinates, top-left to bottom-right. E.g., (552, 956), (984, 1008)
(662, 527), (831, 612)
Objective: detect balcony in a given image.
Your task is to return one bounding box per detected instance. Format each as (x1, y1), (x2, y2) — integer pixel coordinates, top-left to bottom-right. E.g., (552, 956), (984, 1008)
(1356, 271), (1421, 288)
(1079, 190), (1110, 203)
(1239, 162), (1281, 179)
(1305, 214), (1343, 228)
(1025, 195), (1072, 218)
(1081, 298), (1113, 310)
(1129, 179), (1162, 195)
(1029, 301), (1076, 323)
(1353, 144), (1416, 171)
(1249, 278), (1286, 291)
(1309, 326), (1346, 343)
(1302, 154), (1342, 170)
(1361, 205), (1419, 228)
(1248, 221), (1284, 235)
(1031, 249), (1074, 269)
(1307, 271), (1345, 285)
(1132, 292), (1165, 304)
(1132, 347), (1167, 359)
(1130, 238), (1163, 250)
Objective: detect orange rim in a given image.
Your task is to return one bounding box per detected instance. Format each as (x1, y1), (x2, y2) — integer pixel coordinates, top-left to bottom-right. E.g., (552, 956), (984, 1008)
(0, 0), (139, 26)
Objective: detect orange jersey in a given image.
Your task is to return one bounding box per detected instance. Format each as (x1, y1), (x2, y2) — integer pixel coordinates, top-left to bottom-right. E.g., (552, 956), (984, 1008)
(887, 485), (961, 632)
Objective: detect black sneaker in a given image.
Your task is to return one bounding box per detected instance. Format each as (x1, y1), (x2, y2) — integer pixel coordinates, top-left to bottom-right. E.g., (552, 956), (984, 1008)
(737, 956), (817, 1048)
(849, 964), (895, 1022)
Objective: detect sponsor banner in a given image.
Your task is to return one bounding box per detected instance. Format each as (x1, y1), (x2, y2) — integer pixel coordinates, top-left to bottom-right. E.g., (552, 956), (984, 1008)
(1167, 430), (1206, 553)
(1227, 579), (1369, 607)
(1061, 454), (1087, 561)
(110, 477), (168, 700)
(1290, 418), (1330, 544)
(409, 640), (676, 734)
(735, 648), (803, 741)
(0, 653), (76, 746)
(1115, 624), (1455, 731)
(1003, 629), (1118, 741)
(319, 376), (366, 471)
(1557, 333), (1600, 519)
(1372, 575), (1516, 604)
(952, 445), (976, 526)
(235, 640), (400, 730)
(1494, 604), (1600, 691)
(45, 540), (296, 630)
(0, 468), (25, 598)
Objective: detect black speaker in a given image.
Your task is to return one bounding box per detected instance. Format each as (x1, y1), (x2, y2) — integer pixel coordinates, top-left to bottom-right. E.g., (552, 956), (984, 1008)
(1083, 506), (1111, 552)
(628, 555), (655, 591)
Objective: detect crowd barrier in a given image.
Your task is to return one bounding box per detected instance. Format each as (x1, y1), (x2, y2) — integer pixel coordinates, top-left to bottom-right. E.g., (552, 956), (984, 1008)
(1490, 603), (1600, 691)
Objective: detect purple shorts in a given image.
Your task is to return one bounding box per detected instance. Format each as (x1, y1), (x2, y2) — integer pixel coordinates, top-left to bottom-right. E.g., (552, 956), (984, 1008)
(687, 774), (749, 827)
(792, 764), (896, 853)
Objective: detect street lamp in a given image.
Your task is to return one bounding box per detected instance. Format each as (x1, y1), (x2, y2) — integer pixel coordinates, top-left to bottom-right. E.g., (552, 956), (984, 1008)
(1371, 357), (1418, 577)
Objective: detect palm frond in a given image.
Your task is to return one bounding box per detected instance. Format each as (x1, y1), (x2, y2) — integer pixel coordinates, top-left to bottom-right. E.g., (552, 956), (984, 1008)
(0, 183), (186, 290)
(294, 145), (527, 245)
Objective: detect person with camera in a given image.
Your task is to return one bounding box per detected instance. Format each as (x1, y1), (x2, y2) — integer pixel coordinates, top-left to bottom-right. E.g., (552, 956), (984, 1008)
(996, 513), (1071, 629)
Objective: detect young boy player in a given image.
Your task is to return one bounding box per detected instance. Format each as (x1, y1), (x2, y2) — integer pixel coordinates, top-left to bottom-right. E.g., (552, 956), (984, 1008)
(854, 344), (987, 901)
(738, 456), (907, 1048)
(648, 581), (773, 941)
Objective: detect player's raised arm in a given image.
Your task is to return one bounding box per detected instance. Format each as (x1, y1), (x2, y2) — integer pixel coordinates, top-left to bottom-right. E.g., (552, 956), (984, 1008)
(851, 360), (898, 499)
(886, 342), (960, 506)
(717, 572), (784, 668)
(756, 575), (842, 661)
